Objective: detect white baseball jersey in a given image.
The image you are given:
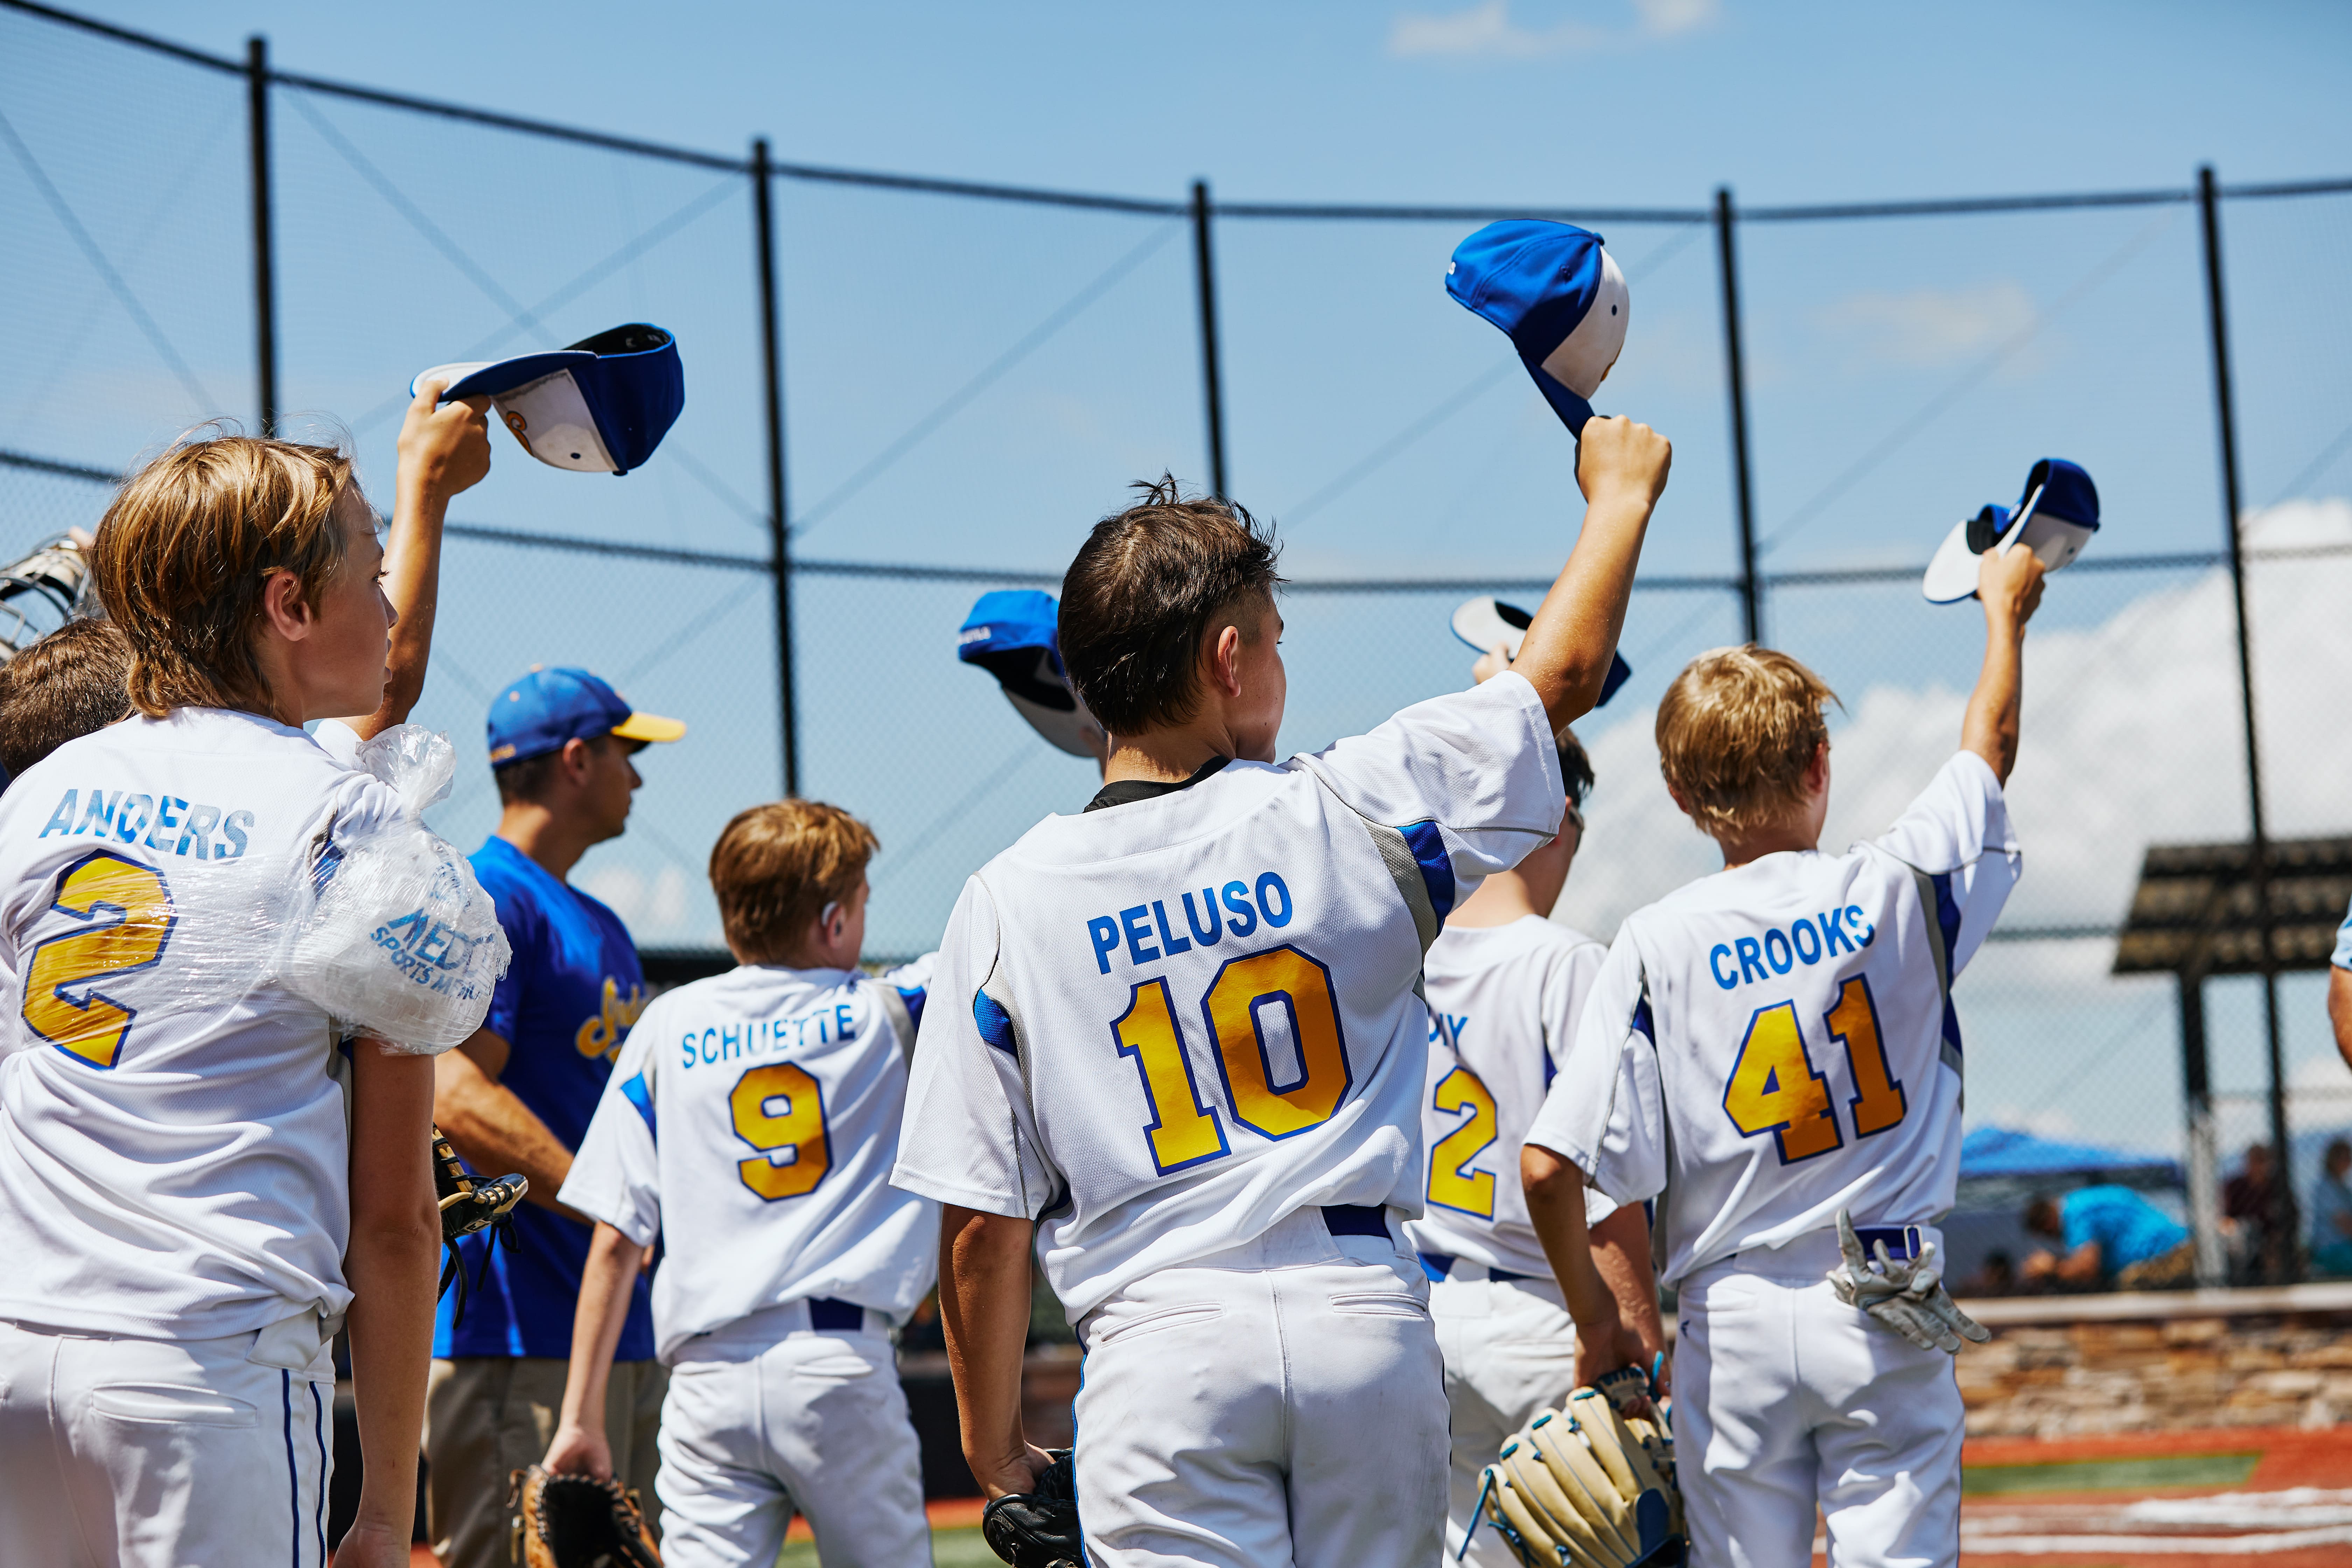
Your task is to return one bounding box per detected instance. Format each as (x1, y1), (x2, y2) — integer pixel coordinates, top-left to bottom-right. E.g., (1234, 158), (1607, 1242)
(1529, 751), (2018, 1286)
(892, 673), (1565, 1319)
(0, 708), (405, 1339)
(1406, 915), (1614, 1279)
(561, 958), (942, 1363)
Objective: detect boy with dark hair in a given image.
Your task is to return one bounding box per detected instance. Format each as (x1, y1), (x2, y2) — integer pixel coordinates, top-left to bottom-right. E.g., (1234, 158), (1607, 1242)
(895, 419), (1671, 1568)
(1524, 542), (2046, 1567)
(545, 799), (938, 1568)
(0, 617), (132, 780)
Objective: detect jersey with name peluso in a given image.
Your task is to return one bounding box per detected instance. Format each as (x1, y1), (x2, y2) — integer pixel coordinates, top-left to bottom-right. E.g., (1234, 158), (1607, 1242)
(1529, 752), (2018, 1286)
(1406, 915), (1615, 1280)
(0, 708), (404, 1338)
(894, 674), (1564, 1319)
(562, 957), (941, 1363)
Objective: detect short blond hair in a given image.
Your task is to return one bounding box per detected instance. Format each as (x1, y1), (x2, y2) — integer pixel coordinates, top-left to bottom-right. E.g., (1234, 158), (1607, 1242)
(1656, 645), (1839, 837)
(90, 434), (356, 718)
(710, 800), (880, 964)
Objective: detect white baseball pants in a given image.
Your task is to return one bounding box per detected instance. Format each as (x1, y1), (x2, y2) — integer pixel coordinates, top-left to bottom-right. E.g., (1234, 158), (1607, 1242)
(0, 1315), (336, 1567)
(1071, 1207), (1449, 1568)
(1427, 1271), (1582, 1568)
(1673, 1230), (1962, 1568)
(652, 1302), (929, 1568)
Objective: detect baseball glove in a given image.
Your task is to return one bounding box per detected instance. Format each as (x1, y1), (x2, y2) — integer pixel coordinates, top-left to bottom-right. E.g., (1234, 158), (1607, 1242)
(981, 1448), (1082, 1568)
(1828, 1208), (1991, 1355)
(1479, 1387), (1685, 1568)
(507, 1464), (660, 1568)
(434, 1124), (526, 1324)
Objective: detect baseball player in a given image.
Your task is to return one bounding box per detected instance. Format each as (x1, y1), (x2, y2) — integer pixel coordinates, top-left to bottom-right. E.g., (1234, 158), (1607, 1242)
(894, 412), (1670, 1568)
(0, 427), (483, 1567)
(1525, 540), (2047, 1566)
(1405, 718), (1665, 1568)
(545, 799), (939, 1568)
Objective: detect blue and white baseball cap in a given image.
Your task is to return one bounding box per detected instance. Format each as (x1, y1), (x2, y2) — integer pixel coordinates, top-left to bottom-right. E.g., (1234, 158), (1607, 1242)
(957, 590), (1107, 759)
(1922, 457), (2102, 604)
(486, 666), (685, 767)
(1448, 222), (1629, 436)
(1451, 596), (1631, 707)
(413, 323), (683, 476)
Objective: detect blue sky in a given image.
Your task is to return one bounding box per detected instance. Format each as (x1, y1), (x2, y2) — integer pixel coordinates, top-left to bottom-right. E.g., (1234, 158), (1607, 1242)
(6, 0), (2351, 1161)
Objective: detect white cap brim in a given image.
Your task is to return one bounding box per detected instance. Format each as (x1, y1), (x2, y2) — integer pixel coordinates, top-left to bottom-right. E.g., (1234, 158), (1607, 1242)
(1005, 690), (1106, 760)
(1450, 597), (1525, 659)
(1922, 518), (1985, 604)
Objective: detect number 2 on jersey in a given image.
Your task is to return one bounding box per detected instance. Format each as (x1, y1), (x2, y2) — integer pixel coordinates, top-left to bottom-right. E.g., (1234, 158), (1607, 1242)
(1722, 974), (1906, 1163)
(730, 1063), (830, 1199)
(22, 850), (176, 1070)
(1426, 1066), (1498, 1218)
(1111, 944), (1350, 1175)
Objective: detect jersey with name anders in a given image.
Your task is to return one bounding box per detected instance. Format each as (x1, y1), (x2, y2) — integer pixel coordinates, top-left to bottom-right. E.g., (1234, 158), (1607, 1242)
(892, 674), (1564, 1320)
(562, 959), (941, 1363)
(0, 708), (404, 1338)
(1406, 916), (1614, 1280)
(1528, 752), (2018, 1286)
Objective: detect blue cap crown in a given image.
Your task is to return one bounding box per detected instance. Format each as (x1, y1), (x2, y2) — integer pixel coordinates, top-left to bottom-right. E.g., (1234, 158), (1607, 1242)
(428, 324), (683, 476)
(486, 666), (684, 766)
(1448, 221), (1629, 435)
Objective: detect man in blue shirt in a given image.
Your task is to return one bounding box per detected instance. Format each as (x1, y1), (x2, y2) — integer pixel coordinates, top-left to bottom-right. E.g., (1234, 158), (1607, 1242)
(425, 667), (684, 1568)
(2021, 1185), (2194, 1292)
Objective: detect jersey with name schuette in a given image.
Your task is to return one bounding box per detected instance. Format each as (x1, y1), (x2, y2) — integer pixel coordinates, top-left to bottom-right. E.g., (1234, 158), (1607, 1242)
(1528, 752), (2018, 1286)
(562, 957), (941, 1363)
(0, 709), (406, 1338)
(892, 674), (1565, 1319)
(1408, 915), (1615, 1279)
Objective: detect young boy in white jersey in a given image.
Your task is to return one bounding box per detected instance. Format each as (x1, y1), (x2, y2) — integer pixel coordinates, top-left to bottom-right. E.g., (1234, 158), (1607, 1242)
(0, 424), (489, 1567)
(1525, 540), (2046, 1566)
(546, 800), (939, 1568)
(1406, 722), (1665, 1568)
(893, 412), (1671, 1568)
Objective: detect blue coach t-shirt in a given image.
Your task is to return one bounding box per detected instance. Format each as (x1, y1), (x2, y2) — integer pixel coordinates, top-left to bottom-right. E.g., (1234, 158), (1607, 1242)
(2061, 1185), (2189, 1276)
(435, 836), (656, 1361)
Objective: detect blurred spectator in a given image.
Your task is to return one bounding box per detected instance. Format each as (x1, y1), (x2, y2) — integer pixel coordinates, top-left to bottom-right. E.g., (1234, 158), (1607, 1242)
(2311, 1139), (2352, 1278)
(1958, 1250), (2016, 1298)
(2222, 1142), (2284, 1284)
(2021, 1186), (2194, 1292)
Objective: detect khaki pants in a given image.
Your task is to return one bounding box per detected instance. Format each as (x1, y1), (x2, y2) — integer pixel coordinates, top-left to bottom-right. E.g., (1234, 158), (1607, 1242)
(425, 1356), (667, 1568)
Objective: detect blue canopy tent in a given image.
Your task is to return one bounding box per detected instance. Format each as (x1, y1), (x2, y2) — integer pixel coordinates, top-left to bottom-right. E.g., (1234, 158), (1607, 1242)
(1959, 1126), (2183, 1188)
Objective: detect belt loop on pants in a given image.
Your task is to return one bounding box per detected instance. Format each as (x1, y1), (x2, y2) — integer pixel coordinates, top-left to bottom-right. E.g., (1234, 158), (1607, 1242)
(807, 1296), (882, 1333)
(1321, 1204), (1392, 1240)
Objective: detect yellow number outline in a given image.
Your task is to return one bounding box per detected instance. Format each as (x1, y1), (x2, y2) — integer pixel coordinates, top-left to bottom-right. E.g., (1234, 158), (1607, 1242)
(1721, 1000), (1843, 1164)
(1200, 945), (1352, 1141)
(730, 1062), (830, 1201)
(1426, 1065), (1498, 1218)
(21, 849), (176, 1071)
(1111, 978), (1230, 1174)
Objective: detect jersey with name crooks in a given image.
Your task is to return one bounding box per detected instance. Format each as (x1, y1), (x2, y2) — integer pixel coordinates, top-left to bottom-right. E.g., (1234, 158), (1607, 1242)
(1527, 751), (2019, 1287)
(892, 673), (1565, 1320)
(0, 708), (407, 1339)
(560, 958), (941, 1363)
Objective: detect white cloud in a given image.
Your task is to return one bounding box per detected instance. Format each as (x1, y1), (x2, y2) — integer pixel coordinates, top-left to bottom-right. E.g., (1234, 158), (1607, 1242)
(1388, 0), (1716, 60)
(1554, 497), (2352, 941)
(1817, 280), (2038, 369)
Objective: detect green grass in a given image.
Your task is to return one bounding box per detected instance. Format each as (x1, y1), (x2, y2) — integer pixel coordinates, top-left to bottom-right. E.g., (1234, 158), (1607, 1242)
(778, 1525), (999, 1567)
(1961, 1450), (2262, 1496)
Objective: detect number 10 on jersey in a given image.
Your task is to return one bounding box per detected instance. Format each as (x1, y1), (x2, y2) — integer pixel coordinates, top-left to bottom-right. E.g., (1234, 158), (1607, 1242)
(1111, 945), (1351, 1175)
(1722, 974), (1907, 1163)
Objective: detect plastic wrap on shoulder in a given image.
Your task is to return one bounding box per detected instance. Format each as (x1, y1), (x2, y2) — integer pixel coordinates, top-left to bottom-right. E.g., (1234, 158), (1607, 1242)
(279, 725), (511, 1054)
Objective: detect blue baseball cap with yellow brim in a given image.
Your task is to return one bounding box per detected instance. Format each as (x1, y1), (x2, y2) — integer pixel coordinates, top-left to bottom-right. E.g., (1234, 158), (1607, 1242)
(486, 666), (685, 767)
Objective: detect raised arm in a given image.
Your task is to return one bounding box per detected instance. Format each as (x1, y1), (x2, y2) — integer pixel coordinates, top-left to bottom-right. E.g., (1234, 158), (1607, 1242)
(1510, 417), (1673, 734)
(1959, 539), (2047, 784)
(342, 380), (491, 740)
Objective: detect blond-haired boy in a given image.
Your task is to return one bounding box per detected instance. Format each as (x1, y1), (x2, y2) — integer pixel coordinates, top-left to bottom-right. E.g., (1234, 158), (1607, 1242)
(1523, 544), (2044, 1566)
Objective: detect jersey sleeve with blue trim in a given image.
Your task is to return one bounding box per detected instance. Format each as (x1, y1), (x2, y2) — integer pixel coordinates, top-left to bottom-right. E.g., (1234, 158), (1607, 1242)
(1526, 934), (1669, 1208)
(1294, 670), (1566, 906)
(892, 876), (1062, 1220)
(564, 999), (667, 1248)
(1865, 750), (2018, 981)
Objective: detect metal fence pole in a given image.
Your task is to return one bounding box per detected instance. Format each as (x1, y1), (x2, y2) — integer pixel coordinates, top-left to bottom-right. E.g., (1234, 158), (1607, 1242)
(2198, 162), (2295, 1277)
(1714, 187), (1759, 643)
(246, 36), (276, 436)
(2178, 971), (2226, 1286)
(752, 137), (798, 797)
(1191, 180), (1228, 497)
